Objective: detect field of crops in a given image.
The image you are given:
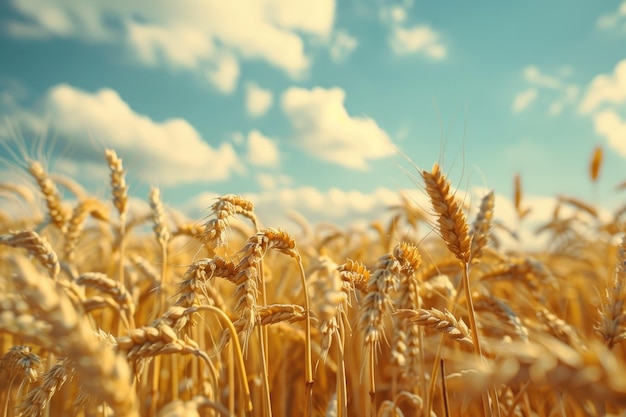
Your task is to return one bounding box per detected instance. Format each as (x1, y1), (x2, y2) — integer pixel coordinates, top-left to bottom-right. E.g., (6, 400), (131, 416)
(1, 146), (625, 417)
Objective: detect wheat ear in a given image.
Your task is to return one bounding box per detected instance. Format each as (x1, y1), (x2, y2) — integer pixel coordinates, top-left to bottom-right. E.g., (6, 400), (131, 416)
(1, 345), (41, 416)
(359, 251), (401, 413)
(105, 149), (128, 287)
(175, 257), (237, 310)
(149, 186), (170, 327)
(64, 198), (109, 262)
(596, 235), (626, 349)
(470, 191), (494, 263)
(203, 194), (259, 247)
(0, 230), (60, 280)
(18, 357), (74, 417)
(590, 145), (603, 182)
(390, 242), (425, 400)
(338, 259), (370, 293)
(27, 161), (69, 232)
(76, 272), (136, 330)
(397, 308), (474, 349)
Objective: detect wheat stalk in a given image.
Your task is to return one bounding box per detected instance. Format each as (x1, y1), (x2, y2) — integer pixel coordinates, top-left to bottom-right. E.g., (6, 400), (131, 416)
(421, 162), (491, 416)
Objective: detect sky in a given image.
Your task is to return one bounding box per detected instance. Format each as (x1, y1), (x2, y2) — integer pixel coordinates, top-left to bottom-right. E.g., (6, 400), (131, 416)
(0, 0), (625, 244)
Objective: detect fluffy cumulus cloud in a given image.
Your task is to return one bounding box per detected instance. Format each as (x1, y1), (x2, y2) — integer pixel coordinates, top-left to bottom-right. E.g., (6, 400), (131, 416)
(5, 0), (336, 91)
(280, 86), (395, 170)
(523, 66), (561, 89)
(579, 60), (626, 114)
(513, 65), (579, 116)
(512, 89), (538, 113)
(329, 30), (358, 62)
(246, 130), (280, 167)
(255, 173), (292, 190)
(2, 84), (241, 185)
(184, 186), (404, 232)
(592, 110), (626, 157)
(380, 4), (446, 59)
(253, 186), (399, 220)
(389, 25), (446, 59)
(206, 53), (240, 94)
(597, 1), (626, 30)
(245, 82), (274, 117)
(180, 178), (606, 253)
(183, 184), (579, 252)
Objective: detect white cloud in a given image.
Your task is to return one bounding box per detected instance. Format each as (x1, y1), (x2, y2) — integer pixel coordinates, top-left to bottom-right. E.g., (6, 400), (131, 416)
(379, 5), (408, 24)
(379, 4), (446, 60)
(245, 83), (274, 117)
(390, 6), (408, 23)
(579, 60), (626, 114)
(265, 0), (335, 36)
(597, 1), (626, 29)
(524, 66), (561, 89)
(280, 86), (396, 170)
(5, 0), (336, 89)
(231, 132), (245, 146)
(592, 109), (626, 157)
(548, 85), (580, 116)
(329, 30), (358, 62)
(205, 53), (240, 94)
(181, 183), (608, 253)
(2, 84), (242, 185)
(255, 173), (292, 190)
(558, 66), (574, 78)
(515, 65), (579, 116)
(5, 0), (117, 40)
(184, 186), (404, 231)
(512, 89), (538, 113)
(246, 130), (280, 167)
(127, 23), (216, 69)
(389, 25), (446, 59)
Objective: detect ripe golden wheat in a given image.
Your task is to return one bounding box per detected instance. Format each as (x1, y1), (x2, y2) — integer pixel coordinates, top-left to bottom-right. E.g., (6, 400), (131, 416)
(0, 145), (625, 417)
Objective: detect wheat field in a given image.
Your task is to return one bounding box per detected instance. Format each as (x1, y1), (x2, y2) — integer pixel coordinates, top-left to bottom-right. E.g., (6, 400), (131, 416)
(1, 145), (625, 417)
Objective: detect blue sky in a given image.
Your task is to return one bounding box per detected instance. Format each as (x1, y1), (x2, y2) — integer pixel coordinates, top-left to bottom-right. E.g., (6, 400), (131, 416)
(0, 0), (625, 238)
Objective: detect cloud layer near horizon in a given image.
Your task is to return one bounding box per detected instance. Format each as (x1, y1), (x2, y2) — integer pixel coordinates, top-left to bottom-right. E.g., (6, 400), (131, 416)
(1, 84), (242, 185)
